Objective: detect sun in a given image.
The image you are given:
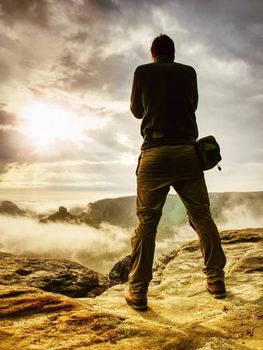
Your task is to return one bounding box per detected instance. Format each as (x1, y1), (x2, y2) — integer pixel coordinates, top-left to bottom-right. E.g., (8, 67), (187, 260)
(20, 101), (83, 148)
(20, 101), (86, 149)
(20, 101), (111, 150)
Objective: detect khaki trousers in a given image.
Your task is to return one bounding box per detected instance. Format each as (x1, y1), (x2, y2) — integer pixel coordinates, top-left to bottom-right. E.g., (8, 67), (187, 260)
(128, 145), (226, 294)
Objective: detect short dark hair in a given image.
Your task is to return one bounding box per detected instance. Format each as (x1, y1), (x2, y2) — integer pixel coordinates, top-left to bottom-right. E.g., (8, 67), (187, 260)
(151, 34), (175, 60)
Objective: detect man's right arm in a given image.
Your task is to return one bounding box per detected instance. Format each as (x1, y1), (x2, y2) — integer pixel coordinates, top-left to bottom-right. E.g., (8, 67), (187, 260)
(130, 69), (144, 119)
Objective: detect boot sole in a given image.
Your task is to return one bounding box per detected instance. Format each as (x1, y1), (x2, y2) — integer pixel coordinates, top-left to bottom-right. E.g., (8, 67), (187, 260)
(212, 293), (226, 299)
(207, 289), (226, 299)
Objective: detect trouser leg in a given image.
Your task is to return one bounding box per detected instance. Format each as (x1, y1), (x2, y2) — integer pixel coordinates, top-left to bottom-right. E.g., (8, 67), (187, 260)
(174, 176), (226, 282)
(128, 182), (170, 293)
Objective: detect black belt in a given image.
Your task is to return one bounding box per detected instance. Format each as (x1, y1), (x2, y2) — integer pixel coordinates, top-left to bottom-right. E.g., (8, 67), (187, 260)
(146, 130), (196, 143)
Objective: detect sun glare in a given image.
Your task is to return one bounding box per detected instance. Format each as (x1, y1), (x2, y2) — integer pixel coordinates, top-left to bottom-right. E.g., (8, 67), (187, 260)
(20, 101), (106, 149)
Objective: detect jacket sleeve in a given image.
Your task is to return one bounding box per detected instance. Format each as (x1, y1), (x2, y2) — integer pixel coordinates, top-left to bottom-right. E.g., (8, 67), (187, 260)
(130, 69), (144, 119)
(192, 68), (199, 112)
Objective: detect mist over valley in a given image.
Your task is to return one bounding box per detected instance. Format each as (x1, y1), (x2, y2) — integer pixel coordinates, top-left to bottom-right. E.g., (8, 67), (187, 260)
(0, 192), (262, 274)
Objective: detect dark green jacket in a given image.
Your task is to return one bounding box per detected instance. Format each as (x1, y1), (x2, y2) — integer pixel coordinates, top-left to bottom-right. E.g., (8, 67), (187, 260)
(130, 57), (199, 150)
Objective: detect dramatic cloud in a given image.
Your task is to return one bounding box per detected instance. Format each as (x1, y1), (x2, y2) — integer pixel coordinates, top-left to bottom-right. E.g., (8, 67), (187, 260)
(0, 0), (262, 194)
(0, 128), (35, 173)
(0, 0), (49, 28)
(0, 109), (17, 126)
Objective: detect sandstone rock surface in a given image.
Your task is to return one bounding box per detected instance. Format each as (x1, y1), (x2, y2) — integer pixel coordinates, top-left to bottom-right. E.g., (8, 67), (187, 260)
(0, 228), (262, 349)
(0, 253), (109, 298)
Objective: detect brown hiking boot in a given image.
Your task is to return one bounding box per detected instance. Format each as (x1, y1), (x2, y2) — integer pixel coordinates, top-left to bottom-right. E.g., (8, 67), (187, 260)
(206, 280), (226, 299)
(125, 292), (148, 311)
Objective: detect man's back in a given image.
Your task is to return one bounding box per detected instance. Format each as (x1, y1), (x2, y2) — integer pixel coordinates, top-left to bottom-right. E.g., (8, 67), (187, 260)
(131, 57), (199, 149)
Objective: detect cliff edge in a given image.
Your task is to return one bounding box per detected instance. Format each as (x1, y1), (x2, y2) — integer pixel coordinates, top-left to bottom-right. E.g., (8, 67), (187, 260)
(0, 228), (262, 349)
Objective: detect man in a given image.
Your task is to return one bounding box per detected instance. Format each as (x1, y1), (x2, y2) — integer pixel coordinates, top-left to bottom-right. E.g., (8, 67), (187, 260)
(125, 34), (226, 311)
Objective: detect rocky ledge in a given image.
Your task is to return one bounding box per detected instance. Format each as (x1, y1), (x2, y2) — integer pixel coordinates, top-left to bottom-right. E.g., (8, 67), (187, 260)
(0, 253), (109, 298)
(0, 228), (262, 350)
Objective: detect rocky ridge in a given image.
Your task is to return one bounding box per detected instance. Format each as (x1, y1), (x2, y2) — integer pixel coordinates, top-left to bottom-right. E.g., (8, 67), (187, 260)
(0, 228), (262, 349)
(2, 191), (263, 232)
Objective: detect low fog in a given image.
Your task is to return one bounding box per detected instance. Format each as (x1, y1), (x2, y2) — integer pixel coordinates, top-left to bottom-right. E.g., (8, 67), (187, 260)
(0, 197), (263, 274)
(0, 216), (131, 274)
(217, 204), (263, 231)
(0, 215), (194, 274)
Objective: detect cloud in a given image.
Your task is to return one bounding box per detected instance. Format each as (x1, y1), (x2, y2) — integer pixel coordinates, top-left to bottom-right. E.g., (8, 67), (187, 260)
(176, 0), (263, 68)
(218, 203), (263, 231)
(0, 100), (140, 186)
(0, 215), (130, 273)
(0, 213), (183, 274)
(0, 0), (137, 102)
(0, 0), (262, 192)
(0, 158), (137, 194)
(125, 0), (263, 70)
(59, 51), (134, 99)
(1, 193), (262, 276)
(0, 0), (49, 28)
(0, 108), (37, 174)
(0, 128), (35, 173)
(0, 58), (12, 82)
(0, 109), (17, 126)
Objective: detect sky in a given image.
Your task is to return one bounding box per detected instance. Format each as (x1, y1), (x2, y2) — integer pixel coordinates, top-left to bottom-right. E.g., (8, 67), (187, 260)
(0, 0), (262, 203)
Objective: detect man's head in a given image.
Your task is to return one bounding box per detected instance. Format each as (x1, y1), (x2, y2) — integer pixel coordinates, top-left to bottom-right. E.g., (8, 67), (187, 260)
(151, 34), (175, 62)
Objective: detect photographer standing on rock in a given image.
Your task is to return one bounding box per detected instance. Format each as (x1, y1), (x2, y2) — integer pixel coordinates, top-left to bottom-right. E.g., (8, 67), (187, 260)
(125, 34), (226, 311)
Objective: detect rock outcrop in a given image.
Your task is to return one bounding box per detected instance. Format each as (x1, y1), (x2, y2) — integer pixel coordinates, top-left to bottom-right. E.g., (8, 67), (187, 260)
(41, 206), (77, 223)
(0, 200), (25, 216)
(0, 253), (109, 298)
(0, 228), (262, 349)
(109, 255), (131, 285)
